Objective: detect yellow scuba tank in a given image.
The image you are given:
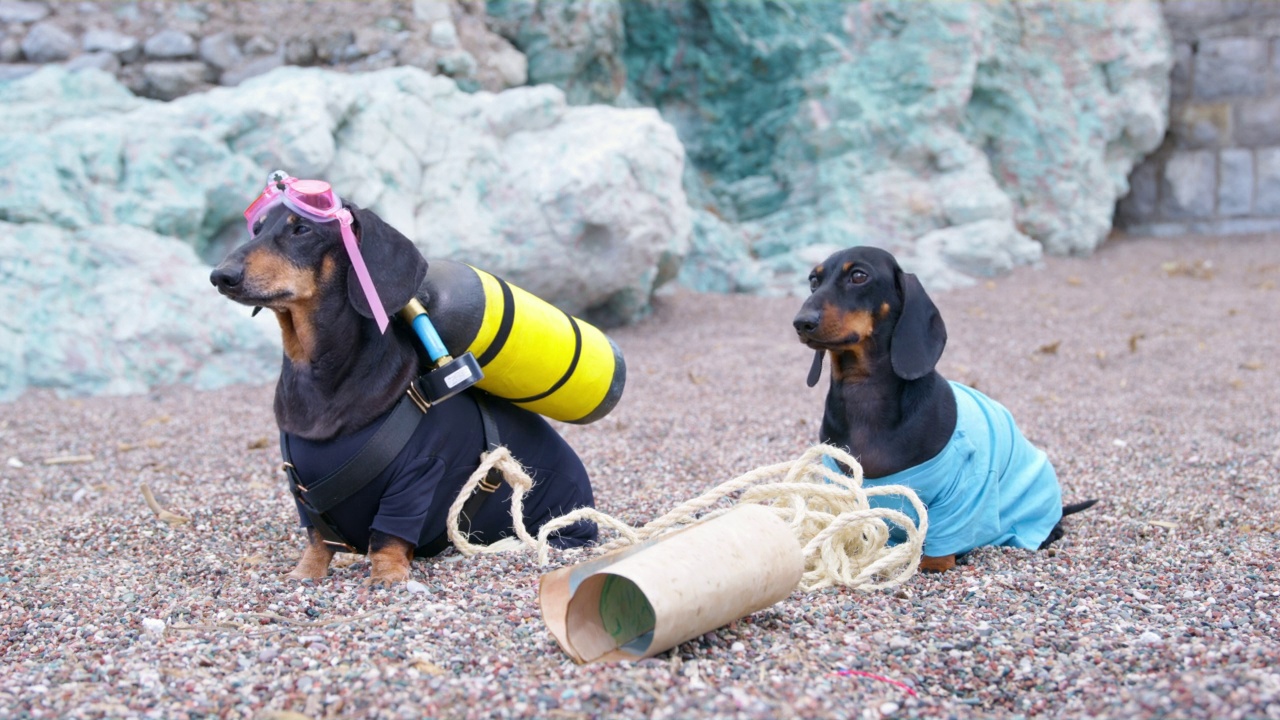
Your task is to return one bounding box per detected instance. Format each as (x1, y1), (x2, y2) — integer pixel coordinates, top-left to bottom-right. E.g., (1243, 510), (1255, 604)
(420, 260), (625, 424)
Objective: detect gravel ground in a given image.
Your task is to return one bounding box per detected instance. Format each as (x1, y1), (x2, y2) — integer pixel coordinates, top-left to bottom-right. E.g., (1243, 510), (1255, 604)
(1, 233), (1278, 719)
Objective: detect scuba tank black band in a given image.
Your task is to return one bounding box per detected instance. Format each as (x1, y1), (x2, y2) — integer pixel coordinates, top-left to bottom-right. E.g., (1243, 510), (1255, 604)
(475, 276), (515, 367)
(503, 316), (583, 404)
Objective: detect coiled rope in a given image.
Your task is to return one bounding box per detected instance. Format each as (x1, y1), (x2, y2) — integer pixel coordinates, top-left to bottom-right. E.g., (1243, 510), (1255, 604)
(445, 443), (928, 591)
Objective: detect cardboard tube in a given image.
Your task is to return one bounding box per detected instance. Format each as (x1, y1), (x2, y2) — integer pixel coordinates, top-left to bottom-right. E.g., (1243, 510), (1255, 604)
(539, 504), (803, 663)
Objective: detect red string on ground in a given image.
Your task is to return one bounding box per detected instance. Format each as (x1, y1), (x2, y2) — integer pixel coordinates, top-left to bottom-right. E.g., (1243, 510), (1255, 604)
(833, 669), (919, 697)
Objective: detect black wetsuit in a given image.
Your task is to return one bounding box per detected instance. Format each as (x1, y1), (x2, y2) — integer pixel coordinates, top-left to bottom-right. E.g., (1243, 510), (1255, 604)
(283, 391), (597, 555)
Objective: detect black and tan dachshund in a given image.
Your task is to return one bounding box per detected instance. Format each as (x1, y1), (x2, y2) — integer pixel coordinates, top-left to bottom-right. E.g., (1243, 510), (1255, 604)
(794, 246), (1095, 572)
(211, 200), (596, 585)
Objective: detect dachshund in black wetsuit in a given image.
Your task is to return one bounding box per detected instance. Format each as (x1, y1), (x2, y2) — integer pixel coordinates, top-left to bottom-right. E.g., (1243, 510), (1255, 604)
(211, 195), (596, 585)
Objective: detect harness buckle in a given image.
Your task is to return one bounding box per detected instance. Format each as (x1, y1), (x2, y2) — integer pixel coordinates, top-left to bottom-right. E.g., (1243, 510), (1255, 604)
(478, 472), (502, 493)
(323, 539), (357, 553)
(406, 382), (431, 414)
(280, 462), (308, 491)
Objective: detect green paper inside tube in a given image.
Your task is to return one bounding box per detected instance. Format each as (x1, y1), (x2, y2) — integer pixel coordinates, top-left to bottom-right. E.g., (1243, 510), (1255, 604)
(599, 575), (656, 653)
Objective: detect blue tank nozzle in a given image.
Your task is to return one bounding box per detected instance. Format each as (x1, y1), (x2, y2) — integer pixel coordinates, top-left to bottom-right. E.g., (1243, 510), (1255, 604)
(401, 298), (450, 364)
(399, 298), (483, 406)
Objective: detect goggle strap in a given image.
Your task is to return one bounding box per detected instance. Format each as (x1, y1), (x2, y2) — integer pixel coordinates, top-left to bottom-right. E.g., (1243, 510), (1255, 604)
(338, 210), (390, 334)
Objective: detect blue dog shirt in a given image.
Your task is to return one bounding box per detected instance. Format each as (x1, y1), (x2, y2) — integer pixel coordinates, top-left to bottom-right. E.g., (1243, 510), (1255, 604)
(284, 392), (597, 554)
(824, 382), (1062, 558)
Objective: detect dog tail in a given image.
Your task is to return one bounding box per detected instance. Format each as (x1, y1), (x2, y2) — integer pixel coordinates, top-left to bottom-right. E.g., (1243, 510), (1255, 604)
(1062, 499), (1100, 516)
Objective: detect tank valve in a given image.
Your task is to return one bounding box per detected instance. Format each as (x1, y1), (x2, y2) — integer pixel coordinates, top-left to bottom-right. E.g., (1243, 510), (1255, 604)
(400, 298), (483, 407)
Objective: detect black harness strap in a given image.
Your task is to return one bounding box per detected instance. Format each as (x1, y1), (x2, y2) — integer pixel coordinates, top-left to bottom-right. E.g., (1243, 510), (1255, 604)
(281, 388), (504, 555)
(416, 394), (504, 557)
(286, 397), (422, 513)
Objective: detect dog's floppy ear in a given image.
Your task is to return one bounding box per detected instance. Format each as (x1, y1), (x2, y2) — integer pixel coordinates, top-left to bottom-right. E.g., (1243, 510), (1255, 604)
(346, 205), (428, 320)
(890, 270), (946, 380)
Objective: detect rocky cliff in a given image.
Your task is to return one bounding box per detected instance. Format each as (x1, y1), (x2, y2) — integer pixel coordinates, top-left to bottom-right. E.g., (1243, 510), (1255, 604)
(0, 0), (1172, 401)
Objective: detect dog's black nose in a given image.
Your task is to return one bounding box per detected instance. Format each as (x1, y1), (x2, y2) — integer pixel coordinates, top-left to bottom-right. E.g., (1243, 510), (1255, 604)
(793, 311), (820, 336)
(210, 265), (243, 290)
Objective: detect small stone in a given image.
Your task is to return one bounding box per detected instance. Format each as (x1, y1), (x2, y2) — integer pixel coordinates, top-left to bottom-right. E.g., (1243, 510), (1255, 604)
(6, 457), (23, 468)
(429, 20), (459, 49)
(142, 61), (209, 100)
(143, 29), (197, 60)
(198, 31), (243, 71)
(243, 35), (275, 57)
(141, 618), (165, 635)
(314, 30), (359, 64)
(218, 54), (283, 87)
(406, 580), (430, 594)
(490, 43), (527, 88)
(879, 701), (900, 716)
(0, 35), (20, 62)
(730, 641), (745, 653)
(354, 27), (391, 56)
(0, 0), (50, 24)
(66, 51), (120, 74)
(20, 21), (75, 62)
(1137, 630), (1161, 645)
(413, 0), (451, 24)
(284, 37), (315, 65)
(437, 50), (476, 79)
(82, 28), (140, 62)
(172, 3), (207, 24)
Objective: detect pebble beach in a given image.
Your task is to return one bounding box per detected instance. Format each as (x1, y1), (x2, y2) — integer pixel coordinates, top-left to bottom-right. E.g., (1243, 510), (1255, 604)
(1, 233), (1277, 719)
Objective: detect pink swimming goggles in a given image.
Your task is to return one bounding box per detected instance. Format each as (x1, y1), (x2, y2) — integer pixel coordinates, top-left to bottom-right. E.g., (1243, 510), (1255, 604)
(243, 170), (390, 333)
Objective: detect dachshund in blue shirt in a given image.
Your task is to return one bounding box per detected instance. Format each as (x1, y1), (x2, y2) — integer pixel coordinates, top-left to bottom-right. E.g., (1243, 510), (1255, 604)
(794, 246), (1095, 572)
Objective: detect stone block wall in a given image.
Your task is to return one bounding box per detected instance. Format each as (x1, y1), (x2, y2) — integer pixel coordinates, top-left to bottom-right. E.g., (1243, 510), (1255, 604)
(1117, 1), (1280, 235)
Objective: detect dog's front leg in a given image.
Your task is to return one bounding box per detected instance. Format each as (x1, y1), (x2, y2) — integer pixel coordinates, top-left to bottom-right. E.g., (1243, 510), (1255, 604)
(367, 531), (415, 586)
(919, 554), (957, 573)
(287, 527), (336, 580)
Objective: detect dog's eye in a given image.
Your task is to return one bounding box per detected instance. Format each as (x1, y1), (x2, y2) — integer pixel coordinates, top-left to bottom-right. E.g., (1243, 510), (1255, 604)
(809, 275), (820, 292)
(849, 270), (869, 285)
(292, 224), (311, 236)
(252, 218), (264, 236)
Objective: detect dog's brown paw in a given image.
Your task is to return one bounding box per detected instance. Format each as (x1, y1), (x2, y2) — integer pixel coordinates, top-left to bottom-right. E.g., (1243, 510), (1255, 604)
(365, 567), (411, 587)
(366, 531), (415, 587)
(919, 554), (957, 573)
(286, 565), (327, 581)
(286, 529), (335, 580)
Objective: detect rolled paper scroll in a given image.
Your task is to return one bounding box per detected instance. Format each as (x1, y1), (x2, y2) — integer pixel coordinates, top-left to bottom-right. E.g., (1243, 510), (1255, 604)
(539, 504), (803, 663)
